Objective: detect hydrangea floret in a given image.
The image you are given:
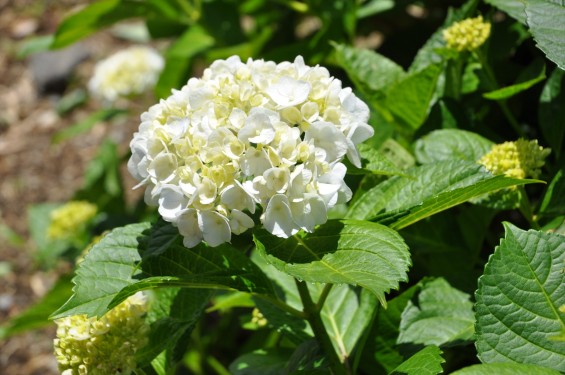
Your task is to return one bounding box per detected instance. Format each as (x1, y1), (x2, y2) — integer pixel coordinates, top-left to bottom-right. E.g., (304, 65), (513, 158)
(442, 15), (491, 52)
(128, 55), (373, 247)
(88, 46), (164, 102)
(47, 201), (98, 240)
(54, 292), (149, 375)
(478, 139), (550, 180)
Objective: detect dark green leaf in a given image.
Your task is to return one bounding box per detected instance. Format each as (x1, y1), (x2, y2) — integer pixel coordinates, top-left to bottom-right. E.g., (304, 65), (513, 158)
(229, 349), (293, 375)
(254, 220), (411, 306)
(483, 58), (546, 100)
(360, 283), (422, 374)
(539, 169), (565, 218)
(398, 278), (475, 346)
(475, 223), (565, 371)
(137, 288), (212, 369)
(390, 346), (444, 375)
(451, 362), (562, 375)
(52, 108), (126, 144)
(414, 129), (493, 164)
(539, 68), (565, 158)
(525, 0), (565, 70)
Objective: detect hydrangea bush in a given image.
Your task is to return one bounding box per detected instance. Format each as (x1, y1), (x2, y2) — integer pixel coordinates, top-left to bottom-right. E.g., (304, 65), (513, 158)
(4, 1), (565, 375)
(128, 55), (373, 247)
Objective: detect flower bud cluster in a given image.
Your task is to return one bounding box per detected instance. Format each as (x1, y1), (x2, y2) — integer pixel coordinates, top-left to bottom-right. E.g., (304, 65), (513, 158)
(54, 292), (149, 375)
(88, 46), (164, 102)
(128, 55), (373, 247)
(48, 201), (98, 240)
(478, 139), (550, 179)
(443, 16), (491, 52)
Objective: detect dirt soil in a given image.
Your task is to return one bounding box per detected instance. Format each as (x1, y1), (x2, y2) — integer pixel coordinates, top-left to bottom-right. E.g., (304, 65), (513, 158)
(0, 2), (147, 373)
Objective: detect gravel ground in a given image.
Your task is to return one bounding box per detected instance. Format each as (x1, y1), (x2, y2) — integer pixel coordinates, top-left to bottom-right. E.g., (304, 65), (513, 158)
(0, 2), (146, 373)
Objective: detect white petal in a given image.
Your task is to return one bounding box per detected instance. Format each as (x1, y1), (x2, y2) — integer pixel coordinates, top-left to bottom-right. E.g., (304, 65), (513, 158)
(263, 194), (299, 238)
(266, 76), (311, 107)
(177, 209), (202, 248)
(198, 211), (231, 247)
(304, 122), (348, 163)
(148, 152), (178, 183)
(158, 186), (187, 221)
(221, 181), (256, 213)
(290, 194), (327, 232)
(229, 209), (255, 235)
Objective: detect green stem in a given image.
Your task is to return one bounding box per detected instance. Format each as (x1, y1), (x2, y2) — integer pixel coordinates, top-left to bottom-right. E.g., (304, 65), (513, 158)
(206, 356), (231, 375)
(295, 280), (349, 375)
(518, 186), (540, 230)
(315, 283), (334, 311)
(445, 55), (464, 100)
(474, 50), (525, 137)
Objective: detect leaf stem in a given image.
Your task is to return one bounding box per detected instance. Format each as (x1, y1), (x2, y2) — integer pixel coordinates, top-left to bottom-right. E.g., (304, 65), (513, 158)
(474, 49), (525, 137)
(518, 186), (540, 230)
(315, 283), (334, 311)
(295, 279), (349, 375)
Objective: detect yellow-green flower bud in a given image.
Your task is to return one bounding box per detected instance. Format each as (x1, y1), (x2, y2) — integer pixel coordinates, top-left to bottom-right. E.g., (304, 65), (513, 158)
(442, 16), (491, 52)
(47, 201), (98, 240)
(54, 292), (150, 375)
(478, 139), (550, 180)
(251, 308), (268, 327)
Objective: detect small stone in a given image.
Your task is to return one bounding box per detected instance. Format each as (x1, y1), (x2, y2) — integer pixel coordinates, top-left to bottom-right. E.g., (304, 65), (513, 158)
(28, 43), (89, 95)
(10, 18), (38, 39)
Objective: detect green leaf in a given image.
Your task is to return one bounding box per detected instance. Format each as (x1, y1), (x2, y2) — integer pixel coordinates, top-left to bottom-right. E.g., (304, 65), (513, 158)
(110, 223), (274, 308)
(0, 275), (73, 338)
(484, 0), (527, 24)
(539, 169), (565, 218)
(346, 160), (537, 229)
(360, 283), (422, 374)
(17, 35), (54, 58)
(74, 140), (125, 213)
(451, 362), (562, 375)
(27, 203), (70, 265)
(539, 68), (565, 158)
(155, 25), (215, 98)
(229, 349), (293, 375)
(398, 278), (475, 346)
(207, 291), (255, 313)
(254, 219), (411, 306)
(356, 0), (395, 18)
(525, 0), (565, 70)
(385, 64), (442, 131)
(52, 108), (127, 144)
(414, 129), (494, 164)
(137, 288), (212, 369)
(475, 223), (565, 372)
(51, 0), (153, 49)
(332, 43), (406, 97)
(50, 223), (150, 319)
(345, 144), (406, 176)
(320, 285), (378, 361)
(390, 346), (444, 375)
(483, 58), (546, 100)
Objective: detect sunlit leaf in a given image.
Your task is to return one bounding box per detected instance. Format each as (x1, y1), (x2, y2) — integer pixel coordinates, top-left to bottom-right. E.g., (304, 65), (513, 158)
(475, 223), (565, 372)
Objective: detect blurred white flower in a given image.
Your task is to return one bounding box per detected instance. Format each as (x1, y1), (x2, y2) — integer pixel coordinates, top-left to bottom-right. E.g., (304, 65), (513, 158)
(88, 46), (164, 102)
(128, 55), (373, 247)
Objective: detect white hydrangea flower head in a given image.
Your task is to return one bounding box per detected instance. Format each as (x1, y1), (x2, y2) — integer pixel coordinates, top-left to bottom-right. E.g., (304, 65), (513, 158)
(54, 292), (149, 375)
(128, 55), (373, 247)
(89, 46), (164, 102)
